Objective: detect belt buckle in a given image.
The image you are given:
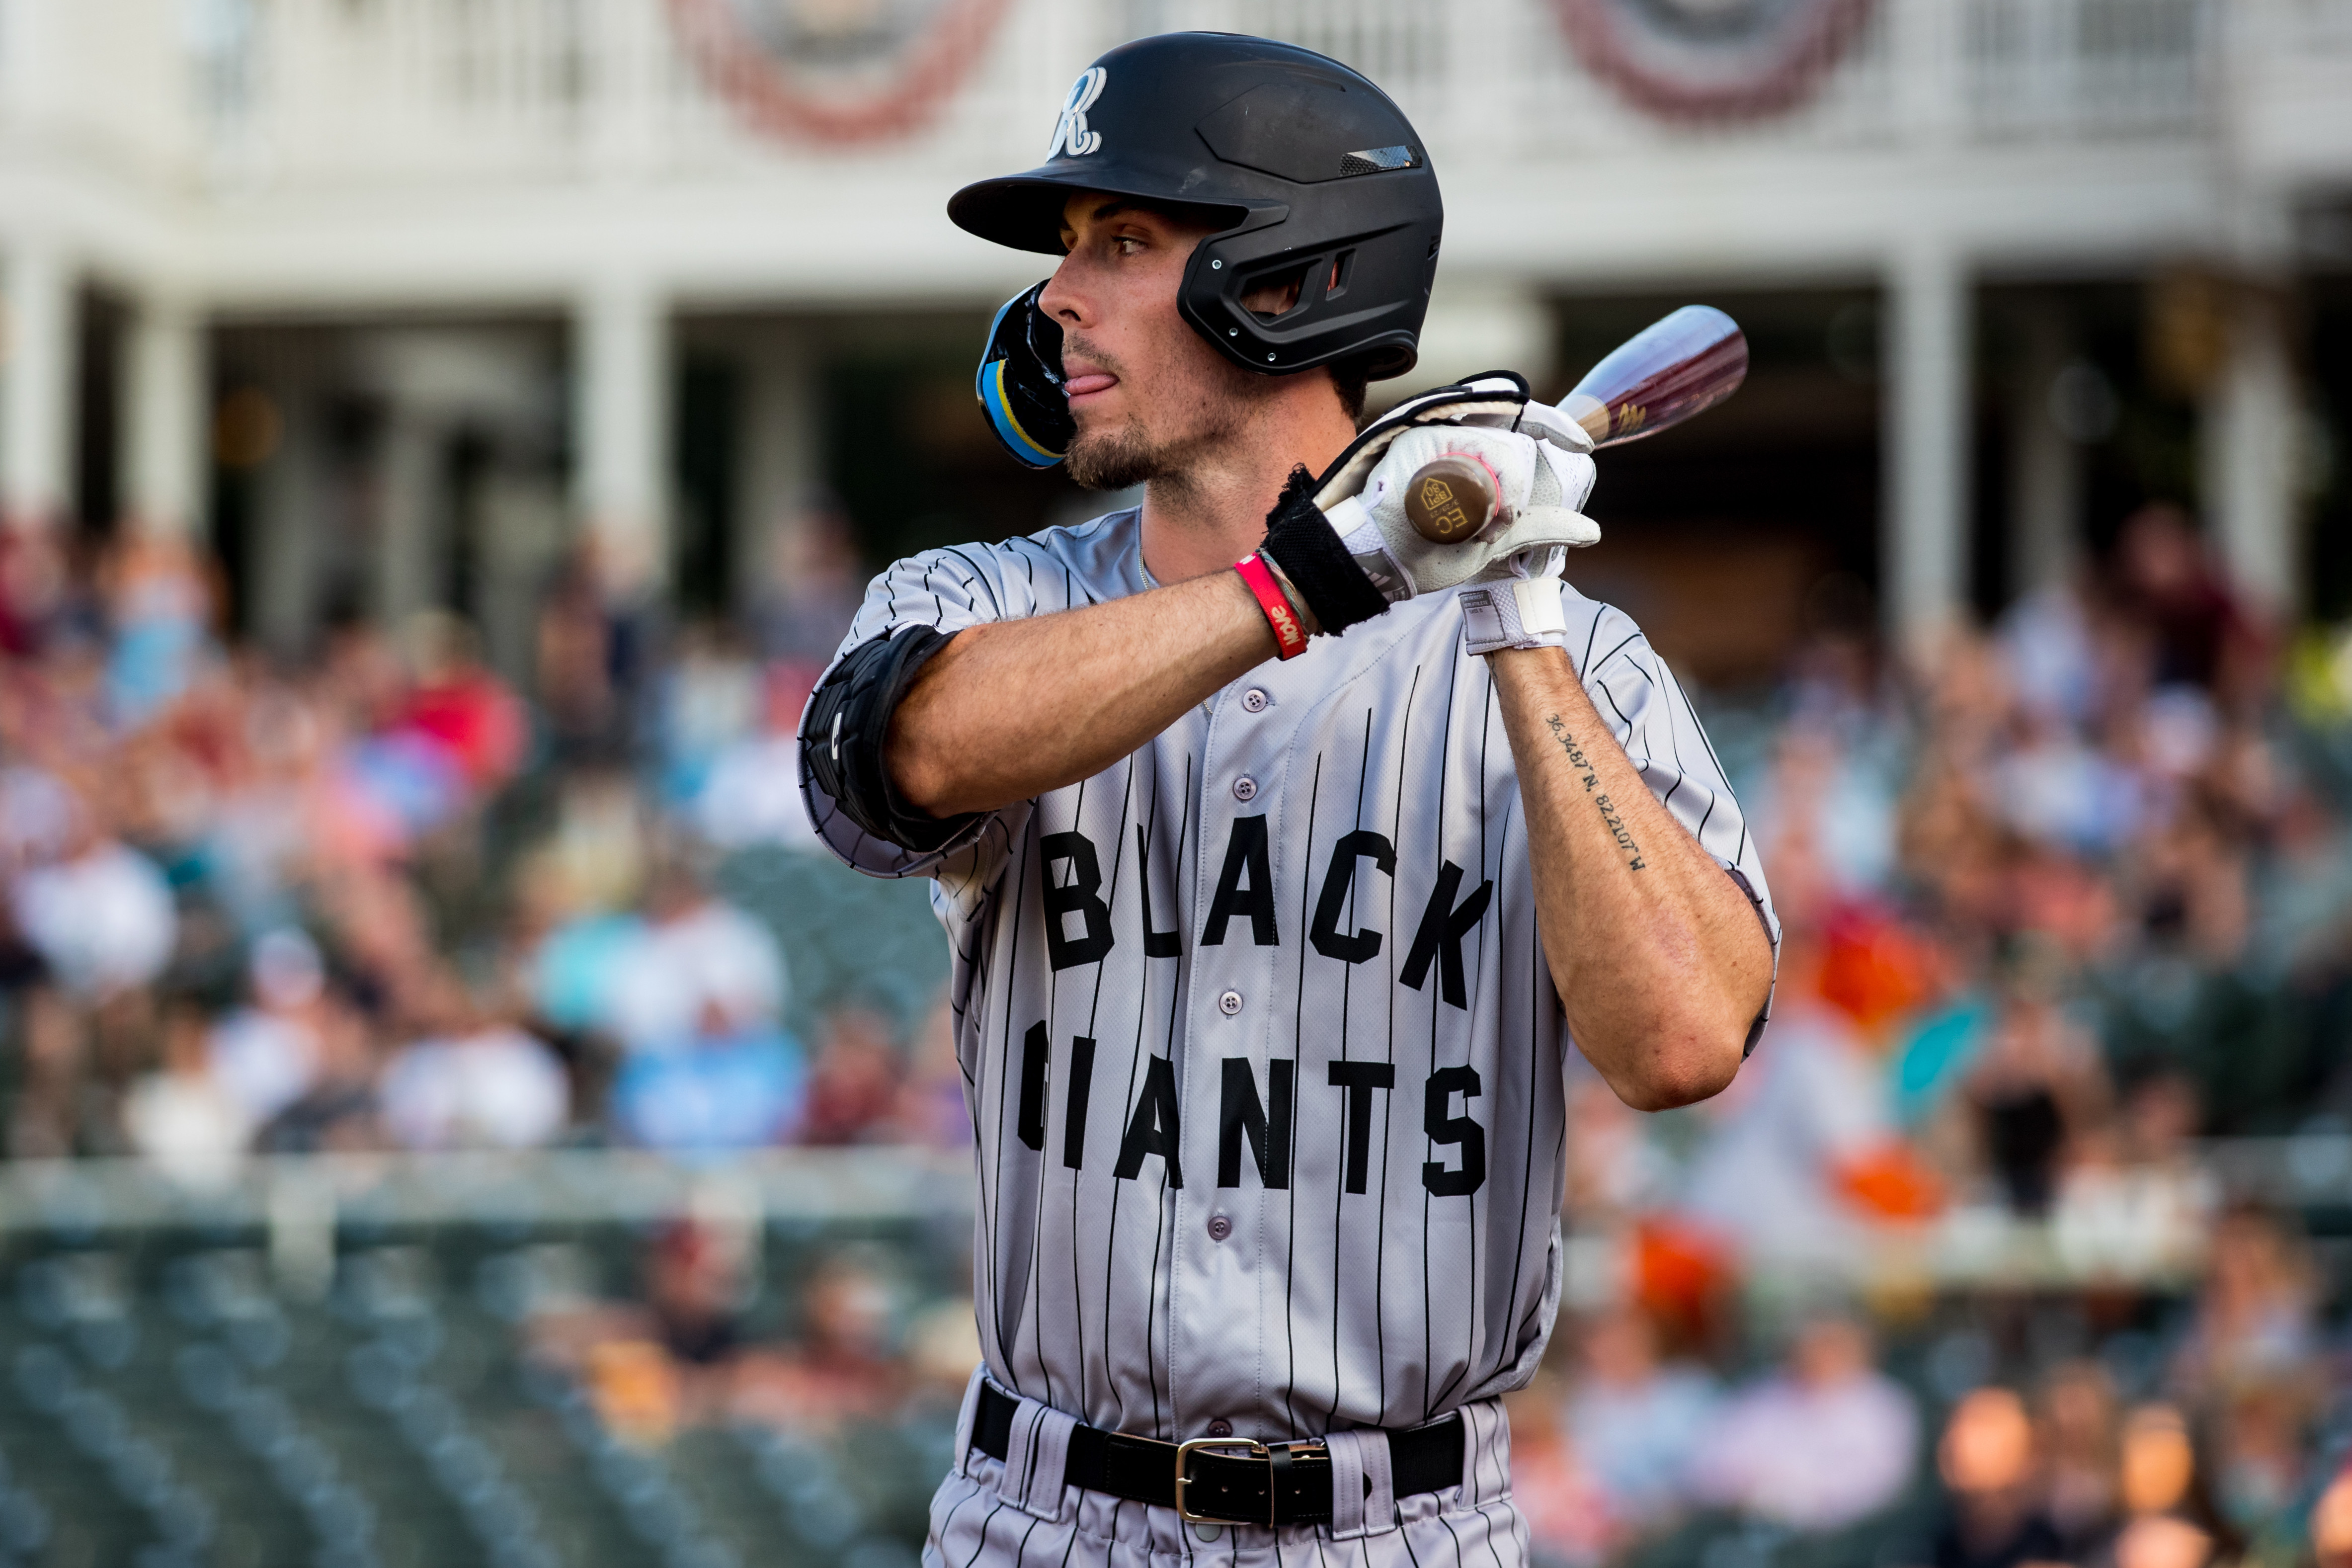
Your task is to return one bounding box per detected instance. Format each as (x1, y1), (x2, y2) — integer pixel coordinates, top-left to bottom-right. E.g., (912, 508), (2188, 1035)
(1174, 1436), (1272, 1527)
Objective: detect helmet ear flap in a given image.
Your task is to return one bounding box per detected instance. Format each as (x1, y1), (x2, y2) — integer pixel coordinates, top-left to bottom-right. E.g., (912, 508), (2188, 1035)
(974, 283), (1074, 469)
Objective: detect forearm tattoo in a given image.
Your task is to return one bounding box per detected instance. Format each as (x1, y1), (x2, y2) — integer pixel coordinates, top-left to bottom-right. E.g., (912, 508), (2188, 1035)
(1545, 713), (1646, 871)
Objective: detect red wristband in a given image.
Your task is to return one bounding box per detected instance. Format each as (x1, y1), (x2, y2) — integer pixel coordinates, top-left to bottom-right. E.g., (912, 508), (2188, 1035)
(1235, 551), (1310, 660)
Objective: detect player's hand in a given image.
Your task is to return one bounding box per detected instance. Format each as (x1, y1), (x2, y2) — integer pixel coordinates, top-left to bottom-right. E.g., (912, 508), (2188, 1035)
(1327, 424), (1598, 601)
(1257, 372), (1599, 639)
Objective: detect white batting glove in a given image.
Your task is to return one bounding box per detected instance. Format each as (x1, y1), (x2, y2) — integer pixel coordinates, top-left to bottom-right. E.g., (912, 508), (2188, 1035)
(1256, 372), (1601, 640)
(1459, 548), (1572, 656)
(1318, 425), (1599, 601)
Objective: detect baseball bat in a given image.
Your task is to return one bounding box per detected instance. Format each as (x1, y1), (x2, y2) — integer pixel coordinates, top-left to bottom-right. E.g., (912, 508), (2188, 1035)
(1402, 305), (1749, 544)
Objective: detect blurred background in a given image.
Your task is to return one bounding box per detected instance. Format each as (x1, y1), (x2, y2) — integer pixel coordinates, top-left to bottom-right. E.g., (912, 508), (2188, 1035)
(0, 0), (2350, 1565)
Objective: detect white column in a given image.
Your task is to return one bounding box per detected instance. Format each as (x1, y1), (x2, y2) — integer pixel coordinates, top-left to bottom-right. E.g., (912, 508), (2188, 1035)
(1887, 0), (1963, 146)
(124, 297), (208, 538)
(574, 275), (669, 590)
(1411, 277), (1556, 399)
(0, 0), (64, 132)
(2007, 297), (2080, 601)
(1884, 242), (1973, 654)
(736, 324), (819, 622)
(2200, 290), (2298, 619)
(588, 0), (662, 183)
(1, 241), (78, 530)
(373, 412), (443, 626)
(252, 395), (323, 653)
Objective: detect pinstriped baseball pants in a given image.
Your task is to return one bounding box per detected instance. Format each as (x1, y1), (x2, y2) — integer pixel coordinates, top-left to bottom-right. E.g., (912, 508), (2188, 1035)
(923, 1370), (1528, 1568)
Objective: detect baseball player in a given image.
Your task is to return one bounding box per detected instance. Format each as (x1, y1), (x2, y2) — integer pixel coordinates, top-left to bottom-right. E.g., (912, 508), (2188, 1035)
(799, 32), (1779, 1567)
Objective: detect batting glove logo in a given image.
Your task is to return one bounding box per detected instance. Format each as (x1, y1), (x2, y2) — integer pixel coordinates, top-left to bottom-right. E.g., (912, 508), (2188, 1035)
(1046, 67), (1107, 158)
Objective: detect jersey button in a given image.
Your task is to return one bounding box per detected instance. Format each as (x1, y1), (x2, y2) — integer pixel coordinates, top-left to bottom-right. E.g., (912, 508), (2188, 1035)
(1217, 990), (1243, 1016)
(1207, 1215), (1232, 1242)
(1232, 775), (1257, 801)
(1241, 688), (1269, 713)
(1207, 1418), (1233, 1436)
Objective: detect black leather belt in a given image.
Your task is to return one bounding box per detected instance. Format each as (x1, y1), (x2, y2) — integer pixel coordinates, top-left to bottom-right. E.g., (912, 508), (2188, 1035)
(972, 1382), (1462, 1528)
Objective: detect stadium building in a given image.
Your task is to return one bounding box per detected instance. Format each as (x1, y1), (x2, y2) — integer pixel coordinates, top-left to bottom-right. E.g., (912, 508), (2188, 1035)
(1, 0), (2350, 681)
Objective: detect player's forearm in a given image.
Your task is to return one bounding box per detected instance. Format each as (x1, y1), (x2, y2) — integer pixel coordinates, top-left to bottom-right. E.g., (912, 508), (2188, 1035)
(889, 568), (1278, 816)
(1490, 647), (1772, 1111)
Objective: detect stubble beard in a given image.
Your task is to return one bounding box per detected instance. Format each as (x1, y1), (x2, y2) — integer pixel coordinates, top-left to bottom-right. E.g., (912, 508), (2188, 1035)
(1063, 335), (1271, 495)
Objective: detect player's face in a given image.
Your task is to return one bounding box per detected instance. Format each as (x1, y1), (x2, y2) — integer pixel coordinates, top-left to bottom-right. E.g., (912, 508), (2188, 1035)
(1042, 192), (1279, 492)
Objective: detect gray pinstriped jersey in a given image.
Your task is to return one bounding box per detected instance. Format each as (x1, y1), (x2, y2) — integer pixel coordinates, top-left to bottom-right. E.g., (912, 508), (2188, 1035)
(800, 506), (1777, 1445)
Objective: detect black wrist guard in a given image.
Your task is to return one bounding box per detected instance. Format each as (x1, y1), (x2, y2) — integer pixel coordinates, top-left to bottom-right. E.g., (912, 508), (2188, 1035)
(800, 626), (977, 855)
(1259, 465), (1390, 636)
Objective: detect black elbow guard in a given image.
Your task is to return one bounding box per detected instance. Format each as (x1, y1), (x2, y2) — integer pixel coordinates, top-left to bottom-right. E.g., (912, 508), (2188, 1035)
(801, 626), (978, 854)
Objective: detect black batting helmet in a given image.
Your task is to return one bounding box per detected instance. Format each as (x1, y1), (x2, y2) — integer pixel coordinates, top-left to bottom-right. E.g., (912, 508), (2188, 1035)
(950, 32), (1444, 382)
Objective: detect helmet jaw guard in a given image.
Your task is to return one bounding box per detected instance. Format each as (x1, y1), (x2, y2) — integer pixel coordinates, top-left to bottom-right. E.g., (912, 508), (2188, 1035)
(975, 283), (1073, 469)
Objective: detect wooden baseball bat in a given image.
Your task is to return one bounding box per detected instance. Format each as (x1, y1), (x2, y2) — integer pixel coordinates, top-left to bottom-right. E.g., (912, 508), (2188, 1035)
(1402, 305), (1749, 544)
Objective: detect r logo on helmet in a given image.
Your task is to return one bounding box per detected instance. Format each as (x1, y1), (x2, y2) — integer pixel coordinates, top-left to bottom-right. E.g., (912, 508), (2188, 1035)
(1046, 68), (1107, 158)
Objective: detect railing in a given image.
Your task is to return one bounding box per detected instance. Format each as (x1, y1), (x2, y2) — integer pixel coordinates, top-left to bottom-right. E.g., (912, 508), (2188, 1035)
(0, 0), (2252, 198)
(1965, 0), (2211, 139)
(0, 1148), (974, 1240)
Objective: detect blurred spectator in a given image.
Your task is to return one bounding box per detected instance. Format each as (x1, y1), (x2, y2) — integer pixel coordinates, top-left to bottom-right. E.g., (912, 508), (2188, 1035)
(2171, 1207), (2319, 1401)
(388, 610), (527, 791)
(732, 1248), (908, 1431)
(100, 535), (213, 728)
(2209, 1378), (2308, 1536)
(657, 624), (761, 805)
(11, 472), (2352, 1546)
(205, 928), (327, 1128)
(2052, 1072), (2215, 1281)
(2112, 1403), (2235, 1568)
(379, 997), (569, 1151)
(693, 665), (823, 853)
(530, 1216), (754, 1440)
(9, 806), (175, 1000)
(1934, 1387), (2061, 1568)
(1689, 1313), (1920, 1530)
(534, 543), (630, 757)
(882, 998), (974, 1150)
(2313, 1464), (2352, 1568)
(1964, 937), (2108, 1215)
(756, 503), (866, 672)
(611, 1019), (805, 1153)
(799, 1007), (901, 1146)
(2112, 503), (2257, 697)
(1562, 1306), (1719, 1530)
(1746, 721), (1899, 901)
(1678, 996), (1918, 1267)
(603, 856), (787, 1056)
(1509, 1369), (1619, 1568)
(2038, 1359), (2123, 1561)
(258, 986), (382, 1154)
(123, 993), (254, 1186)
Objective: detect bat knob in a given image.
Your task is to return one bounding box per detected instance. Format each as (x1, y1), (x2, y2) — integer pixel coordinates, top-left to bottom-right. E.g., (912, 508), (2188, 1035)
(1403, 455), (1498, 544)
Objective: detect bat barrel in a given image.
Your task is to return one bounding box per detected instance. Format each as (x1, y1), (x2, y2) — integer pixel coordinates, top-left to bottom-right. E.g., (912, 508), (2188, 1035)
(1564, 304), (1747, 449)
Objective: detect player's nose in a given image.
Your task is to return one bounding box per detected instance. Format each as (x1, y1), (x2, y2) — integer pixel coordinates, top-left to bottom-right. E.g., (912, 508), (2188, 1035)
(1038, 260), (1091, 330)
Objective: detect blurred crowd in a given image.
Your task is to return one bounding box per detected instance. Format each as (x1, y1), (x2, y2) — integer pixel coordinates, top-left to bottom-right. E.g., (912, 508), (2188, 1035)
(1515, 503), (2352, 1568)
(0, 517), (967, 1185)
(9, 498), (2352, 1565)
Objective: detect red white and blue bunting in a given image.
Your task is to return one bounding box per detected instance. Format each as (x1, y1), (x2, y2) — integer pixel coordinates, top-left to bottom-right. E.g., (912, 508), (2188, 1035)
(1549, 0), (1877, 121)
(667, 0), (1014, 145)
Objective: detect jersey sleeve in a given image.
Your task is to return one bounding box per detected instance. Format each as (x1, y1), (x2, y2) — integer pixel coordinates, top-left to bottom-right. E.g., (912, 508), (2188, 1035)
(797, 546), (1026, 881)
(1570, 595), (1783, 1054)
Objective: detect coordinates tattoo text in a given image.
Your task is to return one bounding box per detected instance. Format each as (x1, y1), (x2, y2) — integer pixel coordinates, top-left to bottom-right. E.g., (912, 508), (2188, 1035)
(1545, 713), (1646, 871)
